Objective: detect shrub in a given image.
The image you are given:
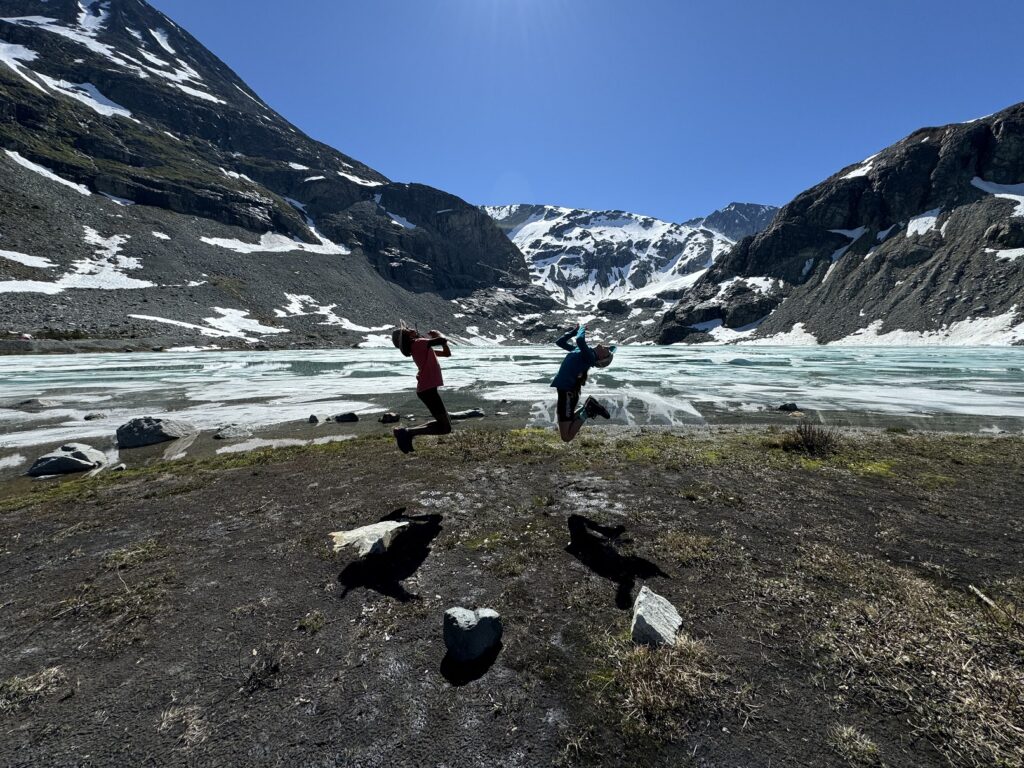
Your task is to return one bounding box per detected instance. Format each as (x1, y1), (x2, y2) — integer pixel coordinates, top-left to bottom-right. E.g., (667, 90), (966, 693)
(781, 423), (838, 457)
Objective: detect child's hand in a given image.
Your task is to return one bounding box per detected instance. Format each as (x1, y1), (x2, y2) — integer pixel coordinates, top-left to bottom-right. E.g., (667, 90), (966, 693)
(576, 325), (586, 337)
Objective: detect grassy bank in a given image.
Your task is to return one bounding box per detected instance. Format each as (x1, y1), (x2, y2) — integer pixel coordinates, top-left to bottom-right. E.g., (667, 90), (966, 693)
(1, 427), (1021, 766)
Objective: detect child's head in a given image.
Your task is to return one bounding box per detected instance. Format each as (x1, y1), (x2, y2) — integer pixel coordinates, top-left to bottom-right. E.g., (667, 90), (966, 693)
(391, 326), (417, 357)
(594, 343), (616, 369)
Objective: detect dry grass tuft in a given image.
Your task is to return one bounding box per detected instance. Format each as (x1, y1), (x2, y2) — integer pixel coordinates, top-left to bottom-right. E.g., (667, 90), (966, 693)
(589, 632), (734, 739)
(781, 423), (839, 457)
(828, 724), (881, 765)
(0, 667), (70, 714)
(101, 539), (167, 571)
(159, 704), (209, 747)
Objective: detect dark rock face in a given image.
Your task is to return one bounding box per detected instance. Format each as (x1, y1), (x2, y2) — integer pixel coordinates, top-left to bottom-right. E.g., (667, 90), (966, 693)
(0, 0), (536, 349)
(659, 103), (1024, 345)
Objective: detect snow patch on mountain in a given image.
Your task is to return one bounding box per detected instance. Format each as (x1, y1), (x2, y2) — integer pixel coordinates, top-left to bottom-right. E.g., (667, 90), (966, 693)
(5, 150), (91, 195)
(971, 177), (1024, 217)
(831, 308), (1024, 346)
(129, 308), (287, 343)
(0, 249), (55, 269)
(35, 74), (134, 119)
(0, 227), (152, 294)
(200, 232), (350, 256)
(0, 39), (46, 92)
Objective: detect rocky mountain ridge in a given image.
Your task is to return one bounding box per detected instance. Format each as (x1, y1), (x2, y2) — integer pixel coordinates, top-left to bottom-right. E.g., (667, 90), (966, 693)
(658, 103), (1024, 346)
(0, 0), (552, 352)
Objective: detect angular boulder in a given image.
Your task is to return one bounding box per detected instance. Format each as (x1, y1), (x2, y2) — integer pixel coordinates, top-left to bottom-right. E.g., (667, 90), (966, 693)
(27, 443), (106, 476)
(116, 417), (196, 449)
(778, 403), (800, 412)
(213, 424), (253, 440)
(443, 607), (503, 662)
(333, 413), (359, 423)
(378, 412), (400, 424)
(329, 520), (409, 559)
(631, 586), (682, 647)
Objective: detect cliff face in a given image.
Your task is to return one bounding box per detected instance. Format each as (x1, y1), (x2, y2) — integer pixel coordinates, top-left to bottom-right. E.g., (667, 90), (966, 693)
(658, 103), (1024, 345)
(0, 0), (540, 350)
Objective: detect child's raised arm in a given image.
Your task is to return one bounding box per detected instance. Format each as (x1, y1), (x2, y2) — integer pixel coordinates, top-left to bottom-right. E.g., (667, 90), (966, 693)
(427, 331), (452, 356)
(575, 325), (594, 359)
(555, 326), (578, 352)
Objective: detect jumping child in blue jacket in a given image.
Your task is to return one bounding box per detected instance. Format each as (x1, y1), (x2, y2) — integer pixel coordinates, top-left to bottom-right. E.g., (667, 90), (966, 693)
(551, 325), (615, 442)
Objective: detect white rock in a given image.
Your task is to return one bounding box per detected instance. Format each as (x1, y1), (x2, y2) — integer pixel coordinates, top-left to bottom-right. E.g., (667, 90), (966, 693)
(631, 585), (682, 647)
(443, 607), (503, 662)
(329, 521), (409, 558)
(27, 443), (106, 476)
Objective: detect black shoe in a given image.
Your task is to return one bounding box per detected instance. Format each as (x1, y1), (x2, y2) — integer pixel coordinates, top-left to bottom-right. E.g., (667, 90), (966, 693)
(585, 396), (610, 419)
(394, 428), (414, 454)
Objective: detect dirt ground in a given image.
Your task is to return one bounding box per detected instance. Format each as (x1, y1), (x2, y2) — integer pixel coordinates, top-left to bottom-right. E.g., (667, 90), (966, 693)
(1, 426), (1022, 768)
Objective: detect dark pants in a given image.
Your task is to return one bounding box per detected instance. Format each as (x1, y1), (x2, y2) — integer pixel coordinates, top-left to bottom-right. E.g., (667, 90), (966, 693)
(407, 387), (452, 439)
(556, 388), (581, 423)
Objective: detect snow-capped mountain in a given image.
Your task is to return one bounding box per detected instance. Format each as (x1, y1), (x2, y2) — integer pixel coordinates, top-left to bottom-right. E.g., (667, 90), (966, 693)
(682, 202), (779, 242)
(0, 0), (550, 351)
(658, 102), (1024, 346)
(484, 203), (771, 308)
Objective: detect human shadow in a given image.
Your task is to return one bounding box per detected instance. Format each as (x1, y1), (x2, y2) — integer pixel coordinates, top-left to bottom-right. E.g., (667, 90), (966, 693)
(338, 508), (443, 602)
(439, 643), (503, 687)
(565, 514), (667, 609)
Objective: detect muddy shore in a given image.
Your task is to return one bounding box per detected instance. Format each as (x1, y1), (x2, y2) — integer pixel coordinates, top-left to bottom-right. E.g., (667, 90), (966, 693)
(1, 426), (1022, 767)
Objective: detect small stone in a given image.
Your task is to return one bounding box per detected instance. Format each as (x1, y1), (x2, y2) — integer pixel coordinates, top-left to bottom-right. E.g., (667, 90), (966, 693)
(308, 415), (320, 424)
(329, 521), (409, 558)
(449, 409), (485, 421)
(116, 416), (196, 449)
(379, 412), (400, 424)
(495, 411), (509, 417)
(83, 413), (105, 421)
(111, 463), (127, 472)
(27, 443), (106, 477)
(332, 412), (359, 423)
(631, 586), (682, 647)
(443, 607), (503, 662)
(778, 402), (800, 412)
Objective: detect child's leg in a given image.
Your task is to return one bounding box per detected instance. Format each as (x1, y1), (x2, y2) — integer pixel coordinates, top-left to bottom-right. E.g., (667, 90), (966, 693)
(406, 388), (452, 441)
(557, 389), (587, 443)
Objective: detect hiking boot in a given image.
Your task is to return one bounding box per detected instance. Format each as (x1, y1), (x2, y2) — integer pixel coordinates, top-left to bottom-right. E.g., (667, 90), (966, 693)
(585, 396), (610, 419)
(393, 427), (414, 454)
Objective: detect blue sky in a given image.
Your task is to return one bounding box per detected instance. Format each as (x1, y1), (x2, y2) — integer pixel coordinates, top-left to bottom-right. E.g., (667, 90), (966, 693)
(151, 0), (1021, 222)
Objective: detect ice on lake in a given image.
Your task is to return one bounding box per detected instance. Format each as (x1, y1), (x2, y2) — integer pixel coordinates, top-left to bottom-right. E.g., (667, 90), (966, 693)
(1, 346), (1023, 455)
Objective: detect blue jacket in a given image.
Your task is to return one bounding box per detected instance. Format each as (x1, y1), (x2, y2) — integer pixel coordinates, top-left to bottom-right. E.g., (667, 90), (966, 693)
(551, 327), (596, 390)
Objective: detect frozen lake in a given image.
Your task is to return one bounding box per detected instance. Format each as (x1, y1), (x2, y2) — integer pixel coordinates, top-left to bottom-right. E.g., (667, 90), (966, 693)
(1, 345), (1023, 467)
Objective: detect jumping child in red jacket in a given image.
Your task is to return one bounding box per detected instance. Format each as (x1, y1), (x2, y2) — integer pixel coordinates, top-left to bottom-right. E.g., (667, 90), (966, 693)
(391, 324), (452, 453)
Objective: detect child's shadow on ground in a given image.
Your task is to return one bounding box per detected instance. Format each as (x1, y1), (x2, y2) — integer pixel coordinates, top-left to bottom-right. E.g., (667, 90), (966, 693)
(565, 513), (667, 609)
(338, 508), (443, 602)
